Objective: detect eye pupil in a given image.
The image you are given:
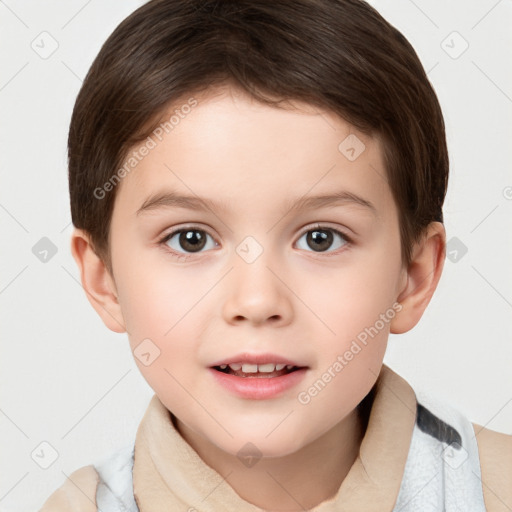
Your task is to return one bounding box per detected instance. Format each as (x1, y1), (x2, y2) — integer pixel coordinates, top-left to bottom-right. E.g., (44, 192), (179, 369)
(179, 230), (206, 252)
(166, 226), (346, 258)
(307, 229), (333, 252)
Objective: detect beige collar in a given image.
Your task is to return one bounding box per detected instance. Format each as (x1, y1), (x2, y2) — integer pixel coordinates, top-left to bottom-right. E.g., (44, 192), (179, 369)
(133, 364), (417, 511)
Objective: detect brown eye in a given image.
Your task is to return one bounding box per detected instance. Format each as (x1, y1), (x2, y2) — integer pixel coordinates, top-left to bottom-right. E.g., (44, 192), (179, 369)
(296, 226), (349, 253)
(163, 228), (216, 254)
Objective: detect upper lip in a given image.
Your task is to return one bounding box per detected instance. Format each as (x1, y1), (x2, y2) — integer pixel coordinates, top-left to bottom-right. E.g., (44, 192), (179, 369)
(210, 352), (306, 367)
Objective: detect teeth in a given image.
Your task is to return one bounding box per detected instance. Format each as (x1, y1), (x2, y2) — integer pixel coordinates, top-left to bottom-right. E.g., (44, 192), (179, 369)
(258, 363), (276, 373)
(224, 362), (295, 373)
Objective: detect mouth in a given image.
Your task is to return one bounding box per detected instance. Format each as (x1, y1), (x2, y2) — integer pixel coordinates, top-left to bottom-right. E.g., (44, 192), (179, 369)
(212, 362), (304, 379)
(209, 353), (309, 399)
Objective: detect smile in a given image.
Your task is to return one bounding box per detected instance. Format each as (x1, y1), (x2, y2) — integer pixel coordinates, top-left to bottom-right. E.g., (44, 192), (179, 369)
(213, 362), (301, 378)
(209, 365), (308, 400)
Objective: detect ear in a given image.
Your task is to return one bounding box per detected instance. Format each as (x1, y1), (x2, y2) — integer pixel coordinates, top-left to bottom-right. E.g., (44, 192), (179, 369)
(390, 222), (446, 334)
(70, 228), (126, 333)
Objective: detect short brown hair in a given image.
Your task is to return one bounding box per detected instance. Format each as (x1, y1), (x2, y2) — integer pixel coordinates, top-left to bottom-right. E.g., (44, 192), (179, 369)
(68, 0), (449, 274)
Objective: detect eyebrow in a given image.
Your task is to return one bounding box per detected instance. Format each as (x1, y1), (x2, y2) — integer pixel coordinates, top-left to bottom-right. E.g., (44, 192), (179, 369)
(135, 189), (377, 217)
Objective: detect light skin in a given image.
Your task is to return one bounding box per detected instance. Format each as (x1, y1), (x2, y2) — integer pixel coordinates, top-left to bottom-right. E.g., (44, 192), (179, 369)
(71, 84), (445, 510)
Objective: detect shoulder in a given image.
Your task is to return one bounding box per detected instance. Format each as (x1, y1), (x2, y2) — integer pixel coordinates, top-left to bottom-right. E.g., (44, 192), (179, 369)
(38, 465), (99, 512)
(473, 422), (512, 512)
(38, 443), (136, 512)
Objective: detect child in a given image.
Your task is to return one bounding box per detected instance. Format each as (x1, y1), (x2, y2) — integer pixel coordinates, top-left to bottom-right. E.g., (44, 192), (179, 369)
(40, 0), (511, 510)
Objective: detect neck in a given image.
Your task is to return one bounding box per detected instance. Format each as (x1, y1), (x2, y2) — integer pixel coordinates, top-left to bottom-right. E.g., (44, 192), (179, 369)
(174, 401), (370, 511)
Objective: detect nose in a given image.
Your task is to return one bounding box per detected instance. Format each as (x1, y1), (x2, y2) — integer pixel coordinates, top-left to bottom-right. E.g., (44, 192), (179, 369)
(222, 251), (293, 327)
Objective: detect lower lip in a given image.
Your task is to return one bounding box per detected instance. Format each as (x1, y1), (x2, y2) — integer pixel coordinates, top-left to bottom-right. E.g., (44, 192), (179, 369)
(209, 367), (308, 400)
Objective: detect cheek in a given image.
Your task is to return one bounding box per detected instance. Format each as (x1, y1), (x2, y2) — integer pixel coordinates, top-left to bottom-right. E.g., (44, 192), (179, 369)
(296, 286), (392, 425)
(117, 253), (196, 335)
(303, 255), (399, 337)
(119, 268), (203, 410)
(114, 260), (198, 388)
(298, 247), (401, 385)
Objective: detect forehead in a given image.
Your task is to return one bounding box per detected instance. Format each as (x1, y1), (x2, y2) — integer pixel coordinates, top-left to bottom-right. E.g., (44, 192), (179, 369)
(115, 86), (393, 218)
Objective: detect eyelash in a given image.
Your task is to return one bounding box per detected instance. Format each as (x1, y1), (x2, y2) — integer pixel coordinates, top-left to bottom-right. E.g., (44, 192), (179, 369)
(157, 223), (353, 261)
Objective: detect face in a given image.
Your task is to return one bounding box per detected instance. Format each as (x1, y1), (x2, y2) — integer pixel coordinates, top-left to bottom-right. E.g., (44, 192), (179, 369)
(108, 85), (406, 458)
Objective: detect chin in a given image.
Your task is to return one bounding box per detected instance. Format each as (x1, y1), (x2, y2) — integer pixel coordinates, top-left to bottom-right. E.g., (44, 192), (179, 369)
(217, 426), (310, 460)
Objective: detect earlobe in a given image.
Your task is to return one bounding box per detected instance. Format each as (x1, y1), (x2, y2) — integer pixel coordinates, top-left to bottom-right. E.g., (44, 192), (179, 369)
(70, 228), (126, 334)
(390, 222), (446, 334)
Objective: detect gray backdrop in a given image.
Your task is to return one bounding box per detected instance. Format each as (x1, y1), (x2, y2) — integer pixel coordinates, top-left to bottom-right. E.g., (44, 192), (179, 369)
(1, 0), (511, 510)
